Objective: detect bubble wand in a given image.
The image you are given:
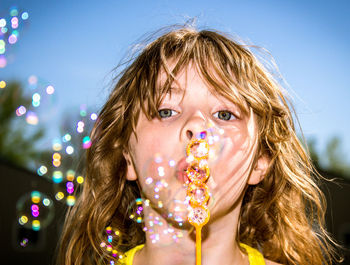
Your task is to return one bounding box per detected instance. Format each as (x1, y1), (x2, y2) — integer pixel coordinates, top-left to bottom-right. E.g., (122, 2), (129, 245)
(186, 136), (211, 265)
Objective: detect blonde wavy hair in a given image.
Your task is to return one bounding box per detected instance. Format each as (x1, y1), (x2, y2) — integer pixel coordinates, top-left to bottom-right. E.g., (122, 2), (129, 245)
(57, 26), (339, 265)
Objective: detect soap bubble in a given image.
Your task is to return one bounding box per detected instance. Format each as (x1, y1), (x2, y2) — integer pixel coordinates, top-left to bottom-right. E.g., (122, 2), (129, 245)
(128, 198), (146, 224)
(52, 169), (84, 206)
(143, 212), (184, 246)
(19, 238), (29, 247)
(166, 198), (190, 227)
(16, 191), (54, 230)
(0, 7), (30, 68)
(192, 121), (226, 165)
(98, 226), (124, 265)
(14, 75), (58, 126)
(32, 106), (97, 208)
(141, 154), (176, 207)
(127, 197), (184, 246)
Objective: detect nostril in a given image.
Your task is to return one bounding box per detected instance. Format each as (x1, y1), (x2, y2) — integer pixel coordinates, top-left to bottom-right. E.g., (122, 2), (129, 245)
(186, 130), (193, 140)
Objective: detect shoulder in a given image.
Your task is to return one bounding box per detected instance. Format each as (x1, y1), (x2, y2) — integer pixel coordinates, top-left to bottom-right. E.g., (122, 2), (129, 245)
(265, 259), (282, 265)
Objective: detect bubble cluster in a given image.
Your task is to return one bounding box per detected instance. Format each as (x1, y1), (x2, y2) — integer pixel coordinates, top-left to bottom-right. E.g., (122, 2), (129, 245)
(52, 168), (83, 206)
(98, 226), (124, 264)
(47, 107), (98, 205)
(141, 154), (177, 207)
(128, 198), (145, 223)
(192, 121), (225, 164)
(166, 198), (190, 226)
(16, 191), (54, 231)
(75, 105), (97, 149)
(0, 6), (29, 68)
(128, 198), (185, 246)
(19, 238), (29, 247)
(15, 75), (57, 126)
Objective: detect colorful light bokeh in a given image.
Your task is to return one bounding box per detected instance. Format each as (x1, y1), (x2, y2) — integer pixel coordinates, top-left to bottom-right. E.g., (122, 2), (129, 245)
(99, 226), (124, 264)
(0, 6), (29, 68)
(16, 191), (54, 231)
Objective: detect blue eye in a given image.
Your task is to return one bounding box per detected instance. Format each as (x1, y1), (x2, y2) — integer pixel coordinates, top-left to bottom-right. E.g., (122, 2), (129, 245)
(213, 111), (236, 121)
(158, 109), (178, 118)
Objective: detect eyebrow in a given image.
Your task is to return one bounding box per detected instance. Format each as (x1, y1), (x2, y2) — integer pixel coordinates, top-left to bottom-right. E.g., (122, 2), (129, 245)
(168, 86), (185, 94)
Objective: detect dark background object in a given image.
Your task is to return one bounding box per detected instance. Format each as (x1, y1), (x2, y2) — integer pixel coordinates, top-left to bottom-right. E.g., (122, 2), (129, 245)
(0, 161), (66, 265)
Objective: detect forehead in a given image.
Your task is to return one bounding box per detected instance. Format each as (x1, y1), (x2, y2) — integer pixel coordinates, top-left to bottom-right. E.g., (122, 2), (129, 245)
(156, 61), (216, 92)
(156, 62), (249, 112)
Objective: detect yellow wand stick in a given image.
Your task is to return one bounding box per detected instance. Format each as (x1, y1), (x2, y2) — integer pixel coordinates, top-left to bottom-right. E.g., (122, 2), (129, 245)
(186, 138), (211, 265)
(196, 227), (202, 265)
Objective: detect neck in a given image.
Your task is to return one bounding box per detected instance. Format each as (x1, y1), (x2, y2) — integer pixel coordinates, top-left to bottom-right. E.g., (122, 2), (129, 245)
(134, 200), (248, 265)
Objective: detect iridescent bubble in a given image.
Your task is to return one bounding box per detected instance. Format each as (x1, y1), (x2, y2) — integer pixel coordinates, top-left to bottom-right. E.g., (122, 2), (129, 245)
(53, 169), (84, 206)
(80, 104), (87, 117)
(52, 171), (63, 183)
(90, 113), (98, 120)
(16, 105), (26, 116)
(62, 133), (71, 142)
(55, 192), (64, 201)
(53, 152), (62, 160)
(66, 145), (74, 155)
(1, 27), (8, 34)
(20, 238), (29, 247)
(8, 34), (17, 44)
(10, 7), (19, 17)
(32, 220), (40, 231)
(11, 17), (18, 25)
(46, 85), (54, 95)
(82, 136), (92, 149)
(16, 191), (54, 231)
(0, 18), (6, 27)
(32, 93), (40, 101)
(128, 198), (145, 224)
(32, 100), (40, 107)
(0, 40), (5, 49)
(166, 198), (190, 227)
(0, 56), (7, 68)
(52, 138), (62, 151)
(37, 165), (48, 176)
(76, 176), (84, 184)
(76, 121), (84, 133)
(28, 75), (38, 85)
(43, 198), (51, 206)
(21, 12), (29, 20)
(0, 80), (6, 88)
(25, 111), (38, 125)
(66, 195), (76, 206)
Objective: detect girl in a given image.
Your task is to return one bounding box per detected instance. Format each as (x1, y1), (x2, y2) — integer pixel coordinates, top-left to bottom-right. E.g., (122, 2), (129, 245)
(57, 26), (339, 265)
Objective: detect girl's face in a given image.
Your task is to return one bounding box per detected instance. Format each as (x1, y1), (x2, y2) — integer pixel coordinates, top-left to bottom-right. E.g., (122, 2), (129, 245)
(126, 64), (268, 223)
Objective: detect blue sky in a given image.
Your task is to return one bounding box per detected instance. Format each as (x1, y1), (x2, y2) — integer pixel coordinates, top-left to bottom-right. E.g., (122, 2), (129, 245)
(1, 0), (350, 164)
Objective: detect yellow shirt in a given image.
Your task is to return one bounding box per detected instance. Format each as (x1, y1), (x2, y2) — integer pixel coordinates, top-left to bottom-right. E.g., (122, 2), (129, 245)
(118, 243), (265, 265)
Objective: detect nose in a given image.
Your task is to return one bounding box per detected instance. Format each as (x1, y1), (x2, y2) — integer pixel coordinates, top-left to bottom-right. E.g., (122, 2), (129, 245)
(180, 111), (207, 141)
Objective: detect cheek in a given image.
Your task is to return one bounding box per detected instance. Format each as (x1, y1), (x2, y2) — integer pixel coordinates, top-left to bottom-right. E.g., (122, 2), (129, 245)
(129, 125), (179, 177)
(209, 124), (256, 201)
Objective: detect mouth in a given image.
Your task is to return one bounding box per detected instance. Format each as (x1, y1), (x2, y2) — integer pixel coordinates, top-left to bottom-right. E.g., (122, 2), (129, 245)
(176, 157), (190, 184)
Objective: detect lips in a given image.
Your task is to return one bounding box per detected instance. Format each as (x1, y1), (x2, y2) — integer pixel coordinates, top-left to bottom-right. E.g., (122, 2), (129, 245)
(176, 157), (190, 184)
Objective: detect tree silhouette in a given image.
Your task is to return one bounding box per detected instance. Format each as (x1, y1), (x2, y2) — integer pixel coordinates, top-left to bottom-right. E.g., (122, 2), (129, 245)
(324, 136), (350, 178)
(306, 136), (350, 179)
(0, 81), (46, 168)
